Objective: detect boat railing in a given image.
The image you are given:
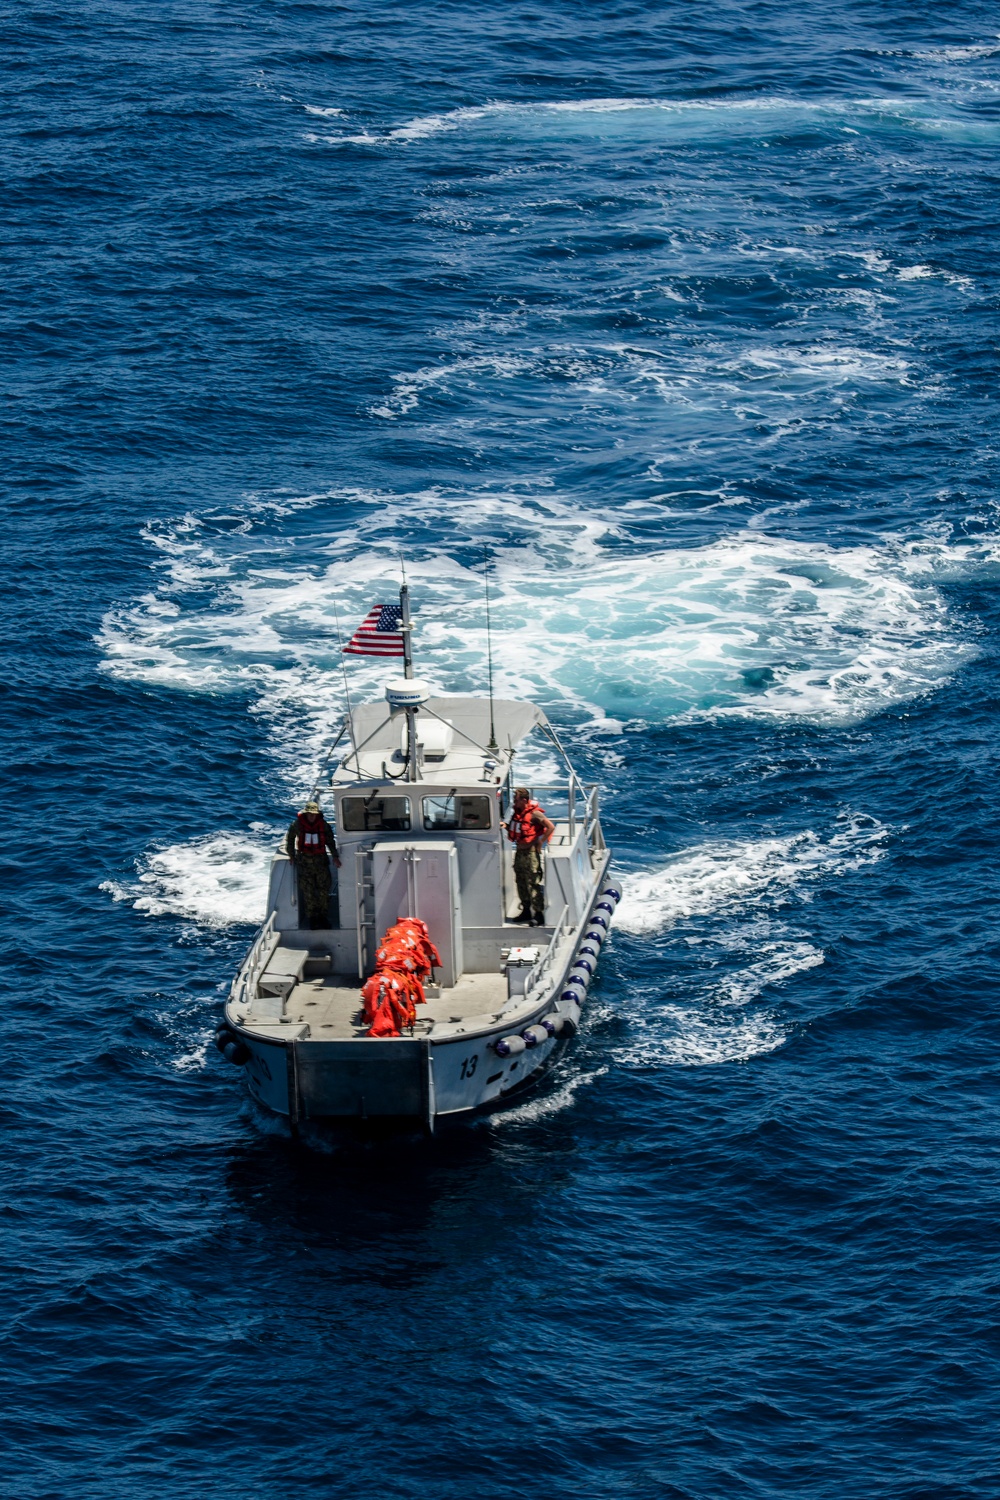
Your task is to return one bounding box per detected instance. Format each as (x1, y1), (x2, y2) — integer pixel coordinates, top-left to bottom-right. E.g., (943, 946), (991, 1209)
(232, 911), (276, 1009)
(526, 903), (569, 999)
(585, 784), (604, 852)
(523, 781), (603, 852)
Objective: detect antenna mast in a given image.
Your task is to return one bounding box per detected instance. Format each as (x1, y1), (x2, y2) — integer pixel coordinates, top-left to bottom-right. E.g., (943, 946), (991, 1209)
(399, 558), (418, 780)
(399, 557), (413, 682)
(332, 600), (361, 781)
(484, 547), (498, 753)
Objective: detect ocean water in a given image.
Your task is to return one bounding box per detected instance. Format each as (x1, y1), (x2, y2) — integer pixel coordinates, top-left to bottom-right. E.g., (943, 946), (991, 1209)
(4, 2), (1000, 1494)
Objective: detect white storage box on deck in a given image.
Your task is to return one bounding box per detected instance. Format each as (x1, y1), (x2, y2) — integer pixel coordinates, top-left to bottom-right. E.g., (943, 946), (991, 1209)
(503, 945), (540, 998)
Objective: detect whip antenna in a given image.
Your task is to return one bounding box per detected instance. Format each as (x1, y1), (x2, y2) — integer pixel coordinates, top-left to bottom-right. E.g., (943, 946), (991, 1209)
(483, 547), (498, 753)
(332, 600), (361, 782)
(399, 553), (414, 682)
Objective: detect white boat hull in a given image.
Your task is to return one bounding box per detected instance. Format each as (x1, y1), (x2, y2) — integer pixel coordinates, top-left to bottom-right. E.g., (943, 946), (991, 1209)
(226, 867), (618, 1129)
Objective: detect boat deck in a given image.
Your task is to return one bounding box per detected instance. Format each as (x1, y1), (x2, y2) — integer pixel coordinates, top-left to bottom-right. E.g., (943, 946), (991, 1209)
(283, 970), (511, 1039)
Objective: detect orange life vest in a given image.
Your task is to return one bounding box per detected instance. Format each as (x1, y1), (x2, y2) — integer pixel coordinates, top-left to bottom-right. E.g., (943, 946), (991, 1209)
(376, 919), (442, 977)
(508, 799), (545, 846)
(362, 969), (423, 1037)
(362, 919), (439, 1037)
(363, 974), (408, 1037)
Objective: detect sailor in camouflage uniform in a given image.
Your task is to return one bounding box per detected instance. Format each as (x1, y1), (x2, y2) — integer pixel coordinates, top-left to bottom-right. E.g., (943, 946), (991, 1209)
(286, 800), (341, 929)
(505, 787), (555, 926)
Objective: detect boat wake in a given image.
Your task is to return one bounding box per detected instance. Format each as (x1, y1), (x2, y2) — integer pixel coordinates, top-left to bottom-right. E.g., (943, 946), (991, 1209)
(488, 1065), (609, 1125)
(96, 492), (999, 777)
(101, 826), (279, 927)
(304, 93), (1000, 150)
(607, 817), (887, 1068)
(615, 815), (889, 936)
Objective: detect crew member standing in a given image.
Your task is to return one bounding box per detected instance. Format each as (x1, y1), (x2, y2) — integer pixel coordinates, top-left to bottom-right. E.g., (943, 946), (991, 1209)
(286, 800), (341, 930)
(506, 786), (555, 926)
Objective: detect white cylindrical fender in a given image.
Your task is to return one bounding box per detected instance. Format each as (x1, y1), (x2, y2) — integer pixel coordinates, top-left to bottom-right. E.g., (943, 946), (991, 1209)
(495, 1034), (527, 1057)
(522, 1024), (550, 1048)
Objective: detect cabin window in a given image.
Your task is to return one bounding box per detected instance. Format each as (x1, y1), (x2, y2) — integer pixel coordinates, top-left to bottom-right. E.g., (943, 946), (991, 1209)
(421, 795), (493, 831)
(341, 795), (411, 832)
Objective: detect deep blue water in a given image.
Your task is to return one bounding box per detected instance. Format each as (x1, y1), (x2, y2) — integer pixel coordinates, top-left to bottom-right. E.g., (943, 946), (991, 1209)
(4, 2), (1000, 1495)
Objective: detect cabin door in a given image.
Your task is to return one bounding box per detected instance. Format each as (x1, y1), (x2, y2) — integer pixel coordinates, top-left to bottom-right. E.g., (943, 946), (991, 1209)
(371, 840), (464, 988)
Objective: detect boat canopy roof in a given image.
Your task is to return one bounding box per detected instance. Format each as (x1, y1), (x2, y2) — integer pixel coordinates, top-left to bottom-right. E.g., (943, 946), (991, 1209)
(329, 696), (547, 786)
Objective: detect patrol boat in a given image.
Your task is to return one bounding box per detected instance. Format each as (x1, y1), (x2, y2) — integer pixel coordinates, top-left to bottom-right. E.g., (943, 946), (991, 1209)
(217, 586), (619, 1130)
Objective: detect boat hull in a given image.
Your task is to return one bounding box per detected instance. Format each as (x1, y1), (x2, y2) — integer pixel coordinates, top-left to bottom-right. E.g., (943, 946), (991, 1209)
(240, 1028), (560, 1126)
(228, 869), (617, 1128)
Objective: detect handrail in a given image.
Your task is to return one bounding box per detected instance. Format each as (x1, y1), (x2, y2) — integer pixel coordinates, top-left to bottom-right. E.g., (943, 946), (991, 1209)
(518, 781), (599, 791)
(232, 911), (276, 1014)
(576, 784), (602, 852)
(526, 903), (569, 997)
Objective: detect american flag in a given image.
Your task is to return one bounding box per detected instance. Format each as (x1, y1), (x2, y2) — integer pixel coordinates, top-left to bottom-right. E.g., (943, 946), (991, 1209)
(342, 602), (406, 657)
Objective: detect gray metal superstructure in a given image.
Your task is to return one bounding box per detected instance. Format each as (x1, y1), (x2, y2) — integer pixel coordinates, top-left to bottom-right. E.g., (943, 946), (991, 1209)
(220, 682), (619, 1129)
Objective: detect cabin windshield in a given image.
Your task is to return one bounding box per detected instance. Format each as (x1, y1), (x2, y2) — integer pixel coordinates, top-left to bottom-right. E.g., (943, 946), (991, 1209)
(341, 794), (412, 832)
(421, 794), (493, 831)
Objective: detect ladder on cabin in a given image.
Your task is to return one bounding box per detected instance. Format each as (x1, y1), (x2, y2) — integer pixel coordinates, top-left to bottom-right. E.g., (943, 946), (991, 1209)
(354, 847), (375, 979)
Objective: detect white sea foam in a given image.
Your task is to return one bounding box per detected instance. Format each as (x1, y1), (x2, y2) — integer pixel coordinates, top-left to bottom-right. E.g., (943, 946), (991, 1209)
(315, 93), (1000, 149)
(913, 40), (1000, 63)
(608, 819), (882, 1068)
(712, 937), (825, 1006)
(101, 827), (279, 927)
(172, 1039), (210, 1073)
(98, 494), (999, 780)
(897, 264), (934, 281)
(490, 1066), (608, 1124)
(727, 344), (912, 387)
(615, 817), (887, 936)
(369, 337), (922, 427)
(589, 923), (818, 1069)
(604, 926), (823, 1070)
(609, 911), (832, 1070)
(615, 1005), (788, 1068)
(370, 352), (532, 418)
